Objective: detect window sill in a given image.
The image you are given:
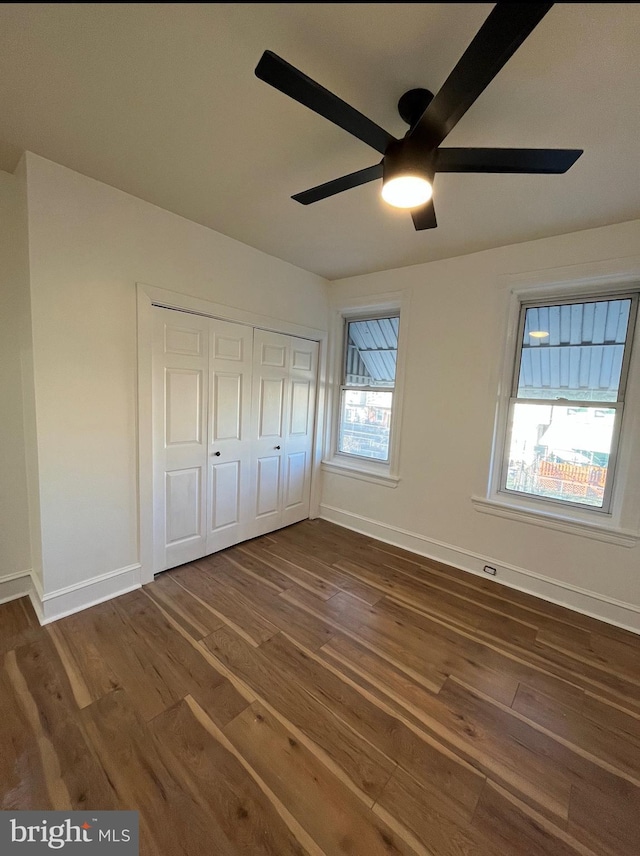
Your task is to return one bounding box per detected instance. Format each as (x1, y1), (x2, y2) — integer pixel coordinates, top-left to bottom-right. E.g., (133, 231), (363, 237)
(471, 495), (639, 547)
(321, 458), (400, 488)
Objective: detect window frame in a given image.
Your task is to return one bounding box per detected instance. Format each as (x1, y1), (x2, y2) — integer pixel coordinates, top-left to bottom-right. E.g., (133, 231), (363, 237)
(500, 292), (638, 514)
(477, 268), (640, 543)
(337, 311), (399, 465)
(322, 293), (408, 487)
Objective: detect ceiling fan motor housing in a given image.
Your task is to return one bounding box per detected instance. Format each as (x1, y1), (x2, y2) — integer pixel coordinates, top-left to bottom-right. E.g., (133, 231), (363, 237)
(383, 137), (436, 186)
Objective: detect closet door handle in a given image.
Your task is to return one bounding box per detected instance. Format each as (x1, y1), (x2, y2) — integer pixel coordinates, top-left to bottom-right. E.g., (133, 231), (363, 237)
(213, 451), (221, 457)
(274, 445), (281, 450)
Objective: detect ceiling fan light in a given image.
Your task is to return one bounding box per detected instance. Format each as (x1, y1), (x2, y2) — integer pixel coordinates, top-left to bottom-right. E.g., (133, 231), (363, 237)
(381, 175), (433, 209)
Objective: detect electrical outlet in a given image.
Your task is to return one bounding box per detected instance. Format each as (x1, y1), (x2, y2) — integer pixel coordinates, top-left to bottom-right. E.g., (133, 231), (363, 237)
(483, 565), (497, 576)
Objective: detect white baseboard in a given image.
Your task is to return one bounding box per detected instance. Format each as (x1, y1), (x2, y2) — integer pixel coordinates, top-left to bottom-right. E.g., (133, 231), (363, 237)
(319, 504), (640, 635)
(32, 564), (142, 625)
(0, 570), (32, 605)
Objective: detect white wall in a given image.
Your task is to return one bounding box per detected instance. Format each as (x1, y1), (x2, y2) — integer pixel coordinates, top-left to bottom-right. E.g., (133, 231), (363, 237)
(24, 153), (329, 607)
(0, 163), (34, 598)
(321, 220), (640, 631)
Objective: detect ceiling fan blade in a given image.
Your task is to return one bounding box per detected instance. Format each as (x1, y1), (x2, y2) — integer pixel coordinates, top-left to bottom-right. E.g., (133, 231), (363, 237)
(255, 51), (396, 155)
(411, 3), (553, 147)
(436, 147), (582, 174)
(292, 163), (383, 205)
(411, 200), (438, 231)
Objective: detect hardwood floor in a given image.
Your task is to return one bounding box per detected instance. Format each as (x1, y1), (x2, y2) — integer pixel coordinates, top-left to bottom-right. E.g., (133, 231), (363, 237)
(2, 519), (640, 856)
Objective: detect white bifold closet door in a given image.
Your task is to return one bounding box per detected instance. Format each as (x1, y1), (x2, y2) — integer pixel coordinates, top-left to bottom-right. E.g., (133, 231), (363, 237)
(252, 329), (319, 537)
(152, 307), (318, 573)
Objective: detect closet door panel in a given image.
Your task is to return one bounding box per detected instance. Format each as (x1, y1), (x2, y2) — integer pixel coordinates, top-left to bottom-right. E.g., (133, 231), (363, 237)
(284, 451), (307, 508)
(258, 378), (285, 438)
(213, 373), (242, 441)
(250, 330), (318, 536)
(250, 330), (288, 536)
(256, 456), (281, 517)
(166, 468), (201, 543)
(165, 369), (203, 445)
(210, 461), (241, 530)
(281, 337), (318, 528)
(206, 319), (254, 554)
(153, 308), (210, 571)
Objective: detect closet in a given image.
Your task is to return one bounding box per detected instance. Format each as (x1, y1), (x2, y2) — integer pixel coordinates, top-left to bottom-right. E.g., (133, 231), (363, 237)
(152, 306), (318, 573)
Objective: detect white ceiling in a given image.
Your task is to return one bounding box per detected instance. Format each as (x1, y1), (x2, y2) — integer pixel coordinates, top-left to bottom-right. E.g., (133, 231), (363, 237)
(0, 3), (638, 280)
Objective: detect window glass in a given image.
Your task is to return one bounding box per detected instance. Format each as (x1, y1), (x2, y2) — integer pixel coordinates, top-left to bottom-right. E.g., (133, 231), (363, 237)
(503, 295), (637, 511)
(505, 402), (616, 507)
(339, 316), (399, 462)
(517, 299), (631, 401)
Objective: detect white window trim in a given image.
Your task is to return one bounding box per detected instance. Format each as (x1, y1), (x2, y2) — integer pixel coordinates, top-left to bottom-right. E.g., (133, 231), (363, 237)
(473, 259), (640, 545)
(322, 291), (410, 488)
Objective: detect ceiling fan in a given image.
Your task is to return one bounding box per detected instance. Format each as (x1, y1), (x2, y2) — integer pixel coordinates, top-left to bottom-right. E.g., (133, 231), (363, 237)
(255, 2), (582, 230)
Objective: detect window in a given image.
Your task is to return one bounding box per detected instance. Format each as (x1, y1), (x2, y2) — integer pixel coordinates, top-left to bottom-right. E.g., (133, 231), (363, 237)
(501, 293), (638, 512)
(337, 315), (399, 462)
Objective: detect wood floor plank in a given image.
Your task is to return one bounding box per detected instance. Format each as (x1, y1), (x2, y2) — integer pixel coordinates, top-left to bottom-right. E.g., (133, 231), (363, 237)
(440, 677), (640, 814)
(471, 781), (598, 856)
(378, 566), (540, 648)
(322, 632), (571, 821)
(114, 588), (223, 696)
(223, 547), (296, 591)
(322, 631), (447, 707)
(46, 623), (93, 709)
(293, 589), (521, 706)
(1, 518), (639, 856)
(194, 563), (335, 651)
(258, 631), (485, 822)
(0, 597), (40, 655)
(536, 625), (640, 684)
(253, 539), (384, 604)
(82, 688), (238, 856)
(151, 698), (311, 856)
(346, 585), (640, 715)
(236, 542), (342, 599)
(283, 587), (447, 694)
(283, 584), (587, 717)
(170, 563), (280, 646)
(568, 777), (640, 856)
(5, 638), (119, 811)
(68, 598), (180, 721)
(512, 682), (640, 779)
(224, 701), (425, 856)
(374, 766), (491, 856)
(321, 634), (576, 816)
(582, 691), (640, 745)
(528, 635), (640, 709)
(115, 587), (249, 730)
(144, 571), (225, 639)
(52, 607), (123, 704)
(203, 625), (397, 802)
(0, 660), (53, 810)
